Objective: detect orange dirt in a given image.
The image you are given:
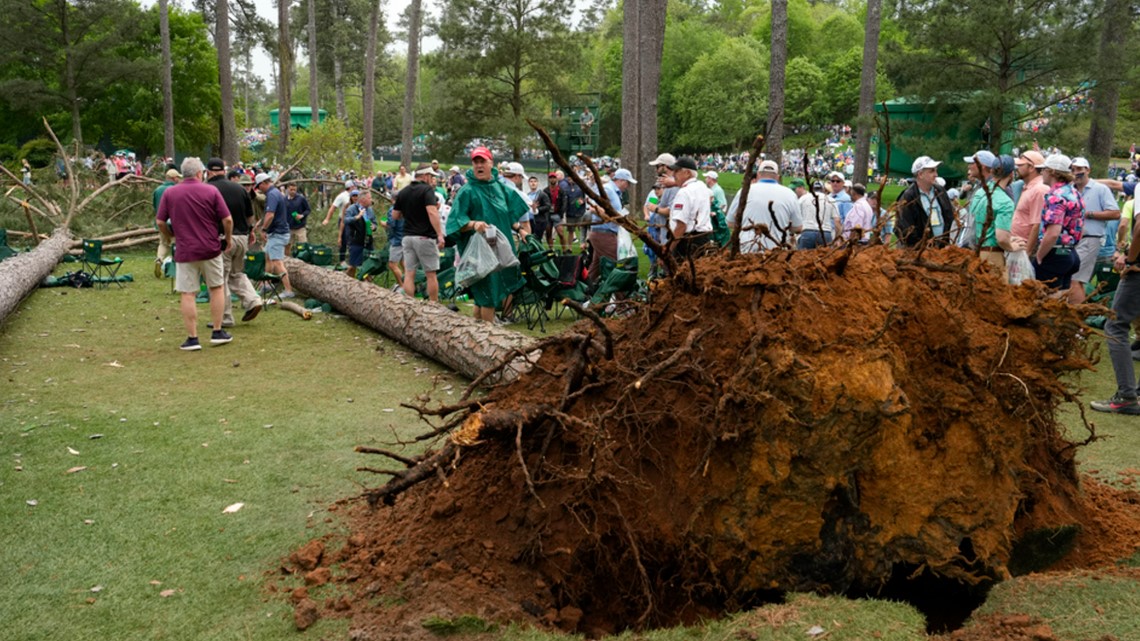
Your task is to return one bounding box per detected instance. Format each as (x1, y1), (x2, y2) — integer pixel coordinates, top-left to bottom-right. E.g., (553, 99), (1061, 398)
(285, 247), (1140, 638)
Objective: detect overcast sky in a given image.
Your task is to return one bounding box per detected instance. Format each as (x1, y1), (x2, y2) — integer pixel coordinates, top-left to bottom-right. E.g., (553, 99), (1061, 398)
(147, 0), (440, 78)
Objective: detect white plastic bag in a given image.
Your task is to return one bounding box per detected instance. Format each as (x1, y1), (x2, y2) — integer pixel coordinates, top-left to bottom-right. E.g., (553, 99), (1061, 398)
(1006, 249), (1034, 285)
(485, 226), (520, 270)
(617, 227), (637, 260)
(455, 233), (499, 288)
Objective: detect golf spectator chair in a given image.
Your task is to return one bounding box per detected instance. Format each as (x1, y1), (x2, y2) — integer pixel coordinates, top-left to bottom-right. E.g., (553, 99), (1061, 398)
(514, 235), (561, 332)
(0, 229), (18, 261)
(80, 239), (125, 288)
(309, 244), (336, 268)
(292, 242), (314, 262)
(552, 253), (588, 319)
(244, 250), (283, 303)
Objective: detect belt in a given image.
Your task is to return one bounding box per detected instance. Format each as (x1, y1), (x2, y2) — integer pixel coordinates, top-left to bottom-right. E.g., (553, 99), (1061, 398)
(1083, 235), (1104, 239)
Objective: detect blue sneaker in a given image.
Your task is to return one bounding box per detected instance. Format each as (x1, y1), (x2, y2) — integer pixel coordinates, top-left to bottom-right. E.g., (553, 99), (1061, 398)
(179, 337), (201, 351)
(210, 330), (233, 345)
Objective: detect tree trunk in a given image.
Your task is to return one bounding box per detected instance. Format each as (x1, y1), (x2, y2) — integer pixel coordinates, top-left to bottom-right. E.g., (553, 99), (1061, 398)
(853, 0), (881, 183)
(334, 57), (347, 122)
(283, 258), (537, 381)
(1087, 0), (1129, 176)
(0, 228), (73, 326)
(307, 0), (319, 124)
(61, 7), (83, 145)
(277, 0), (293, 155)
(766, 0), (788, 167)
(217, 0), (239, 164)
(362, 0), (381, 173)
(621, 0), (667, 209)
(400, 0), (422, 170)
(159, 0), (176, 161)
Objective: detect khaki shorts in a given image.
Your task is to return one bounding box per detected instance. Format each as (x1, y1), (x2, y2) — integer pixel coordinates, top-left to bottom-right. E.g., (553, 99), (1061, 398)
(290, 227), (308, 244)
(402, 236), (440, 273)
(1073, 235), (1104, 283)
(175, 255), (224, 293)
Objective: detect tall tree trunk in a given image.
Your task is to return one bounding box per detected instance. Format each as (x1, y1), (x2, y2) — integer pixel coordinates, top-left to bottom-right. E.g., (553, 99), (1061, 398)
(60, 7), (83, 145)
(307, 0), (319, 124)
(766, 0), (788, 167)
(362, 0), (381, 173)
(283, 258), (537, 382)
(853, 0), (881, 183)
(621, 0), (667, 208)
(334, 57), (347, 121)
(159, 0), (176, 161)
(277, 0), (293, 155)
(218, 0), (239, 164)
(0, 228), (74, 326)
(1087, 0), (1129, 176)
(400, 0), (422, 169)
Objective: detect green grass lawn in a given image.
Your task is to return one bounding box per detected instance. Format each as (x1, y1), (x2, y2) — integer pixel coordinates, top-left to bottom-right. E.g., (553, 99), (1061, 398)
(2, 249), (1140, 640)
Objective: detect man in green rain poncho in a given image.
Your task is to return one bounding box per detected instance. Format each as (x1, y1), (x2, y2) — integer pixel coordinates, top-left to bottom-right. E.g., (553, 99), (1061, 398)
(446, 146), (529, 323)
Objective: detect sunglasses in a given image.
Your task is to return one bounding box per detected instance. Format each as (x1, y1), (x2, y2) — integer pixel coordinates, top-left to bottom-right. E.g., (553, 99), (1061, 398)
(829, 179), (843, 183)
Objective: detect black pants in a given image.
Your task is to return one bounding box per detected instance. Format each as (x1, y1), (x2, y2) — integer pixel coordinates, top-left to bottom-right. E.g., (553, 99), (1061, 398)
(1032, 247), (1079, 291)
(671, 233), (713, 261)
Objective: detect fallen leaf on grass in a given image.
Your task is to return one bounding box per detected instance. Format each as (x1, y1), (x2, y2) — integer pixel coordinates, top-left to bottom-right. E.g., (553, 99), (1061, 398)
(223, 479), (237, 483)
(104, 361), (123, 368)
(159, 589), (177, 598)
(26, 500), (38, 507)
(149, 580), (162, 586)
(222, 502), (244, 514)
(83, 519), (94, 525)
(90, 585), (104, 593)
(67, 447), (80, 455)
(806, 625), (826, 637)
(66, 466), (87, 474)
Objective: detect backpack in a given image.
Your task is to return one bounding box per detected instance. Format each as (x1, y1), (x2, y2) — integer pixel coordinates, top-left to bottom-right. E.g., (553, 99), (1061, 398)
(66, 271), (94, 288)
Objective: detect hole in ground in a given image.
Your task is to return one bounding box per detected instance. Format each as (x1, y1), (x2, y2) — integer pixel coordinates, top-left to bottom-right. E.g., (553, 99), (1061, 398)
(849, 563), (993, 634)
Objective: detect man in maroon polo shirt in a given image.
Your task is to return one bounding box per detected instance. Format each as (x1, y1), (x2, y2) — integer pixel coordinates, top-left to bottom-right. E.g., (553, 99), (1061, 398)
(156, 157), (234, 351)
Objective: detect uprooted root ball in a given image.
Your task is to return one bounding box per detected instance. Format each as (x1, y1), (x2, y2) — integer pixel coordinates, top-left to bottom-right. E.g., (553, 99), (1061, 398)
(312, 246), (1118, 637)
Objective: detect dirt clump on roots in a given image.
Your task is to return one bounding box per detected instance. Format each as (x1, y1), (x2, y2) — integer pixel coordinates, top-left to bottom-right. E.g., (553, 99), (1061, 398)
(294, 246), (1131, 638)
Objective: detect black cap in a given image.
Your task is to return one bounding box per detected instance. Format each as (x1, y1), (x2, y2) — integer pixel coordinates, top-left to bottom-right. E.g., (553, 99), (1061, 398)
(206, 157), (225, 171)
(226, 168), (244, 179)
(670, 156), (698, 171)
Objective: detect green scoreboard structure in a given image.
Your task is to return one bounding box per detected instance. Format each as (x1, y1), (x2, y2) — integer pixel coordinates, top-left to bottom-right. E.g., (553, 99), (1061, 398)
(551, 94), (601, 157)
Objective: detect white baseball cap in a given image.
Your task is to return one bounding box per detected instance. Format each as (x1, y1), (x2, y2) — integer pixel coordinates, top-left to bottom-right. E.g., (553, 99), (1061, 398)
(1071, 156), (1090, 169)
(704, 170), (719, 181)
(503, 161), (526, 177)
(911, 156), (941, 174)
(758, 160), (779, 173)
(255, 173), (272, 185)
(1043, 154), (1073, 173)
(649, 153), (677, 167)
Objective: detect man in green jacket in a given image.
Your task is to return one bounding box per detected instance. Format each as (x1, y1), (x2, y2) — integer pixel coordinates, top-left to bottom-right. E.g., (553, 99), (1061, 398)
(446, 147), (527, 323)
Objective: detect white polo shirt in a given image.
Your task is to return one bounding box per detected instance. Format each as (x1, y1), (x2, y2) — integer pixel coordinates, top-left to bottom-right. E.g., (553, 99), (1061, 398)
(670, 178), (713, 235)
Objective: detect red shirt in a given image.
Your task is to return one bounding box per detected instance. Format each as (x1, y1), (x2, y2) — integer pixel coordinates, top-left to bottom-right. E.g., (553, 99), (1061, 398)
(156, 177), (231, 262)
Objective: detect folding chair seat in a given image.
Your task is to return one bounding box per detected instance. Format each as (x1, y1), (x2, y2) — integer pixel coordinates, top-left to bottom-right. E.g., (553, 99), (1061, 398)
(358, 247), (390, 281)
(591, 256), (641, 313)
(245, 251), (283, 302)
(80, 239), (124, 288)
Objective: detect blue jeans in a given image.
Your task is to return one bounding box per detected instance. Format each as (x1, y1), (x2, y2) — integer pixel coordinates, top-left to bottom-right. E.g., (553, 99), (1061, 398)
(797, 230), (832, 249)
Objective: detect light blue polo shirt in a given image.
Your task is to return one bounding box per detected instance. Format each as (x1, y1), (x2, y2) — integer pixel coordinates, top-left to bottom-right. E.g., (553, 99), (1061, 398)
(1081, 181), (1119, 237)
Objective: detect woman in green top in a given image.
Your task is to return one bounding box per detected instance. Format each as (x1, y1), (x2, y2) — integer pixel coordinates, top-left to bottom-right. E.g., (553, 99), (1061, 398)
(445, 147), (528, 322)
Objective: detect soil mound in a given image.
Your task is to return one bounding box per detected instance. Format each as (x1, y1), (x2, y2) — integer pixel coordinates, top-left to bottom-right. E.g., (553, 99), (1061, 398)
(303, 247), (1119, 638)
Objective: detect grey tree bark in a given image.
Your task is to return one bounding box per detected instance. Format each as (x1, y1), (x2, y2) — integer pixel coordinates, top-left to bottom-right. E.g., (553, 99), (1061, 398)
(334, 57), (347, 121)
(217, 0), (239, 164)
(853, 0), (881, 182)
(277, 0), (293, 154)
(0, 228), (73, 327)
(307, 0), (319, 125)
(362, 0), (381, 173)
(620, 0), (668, 208)
(159, 0), (175, 161)
(283, 259), (538, 381)
(1086, 0), (1129, 176)
(400, 0), (423, 170)
(766, 0), (788, 167)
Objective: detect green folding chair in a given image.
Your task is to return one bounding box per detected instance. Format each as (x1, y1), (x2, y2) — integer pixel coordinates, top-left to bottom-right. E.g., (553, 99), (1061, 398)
(310, 244), (335, 267)
(245, 251), (283, 302)
(80, 239), (125, 288)
(358, 247), (390, 281)
(292, 242), (314, 262)
(0, 229), (17, 261)
(590, 256), (640, 313)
